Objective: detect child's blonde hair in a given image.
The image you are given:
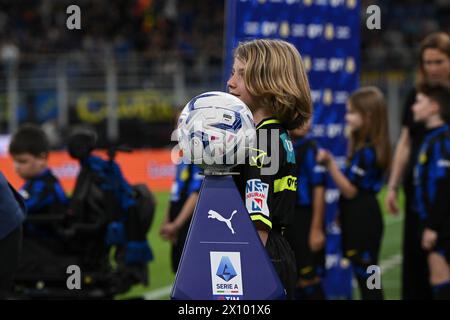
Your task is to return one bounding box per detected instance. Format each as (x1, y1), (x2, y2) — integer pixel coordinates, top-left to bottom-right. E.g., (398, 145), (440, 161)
(347, 87), (391, 170)
(234, 39), (312, 130)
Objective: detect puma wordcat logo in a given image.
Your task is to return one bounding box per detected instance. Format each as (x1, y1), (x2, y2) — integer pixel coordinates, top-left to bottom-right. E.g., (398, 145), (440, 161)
(208, 209), (237, 234)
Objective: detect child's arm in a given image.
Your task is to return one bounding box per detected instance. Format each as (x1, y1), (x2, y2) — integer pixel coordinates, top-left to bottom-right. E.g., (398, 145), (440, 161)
(254, 222), (269, 246)
(159, 206), (172, 240)
(310, 185), (326, 252)
(160, 165), (203, 242)
(317, 149), (358, 199)
(161, 191), (199, 241)
(386, 128), (411, 214)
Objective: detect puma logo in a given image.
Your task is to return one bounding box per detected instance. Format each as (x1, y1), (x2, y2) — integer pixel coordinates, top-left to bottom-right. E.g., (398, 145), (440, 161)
(208, 210), (237, 234)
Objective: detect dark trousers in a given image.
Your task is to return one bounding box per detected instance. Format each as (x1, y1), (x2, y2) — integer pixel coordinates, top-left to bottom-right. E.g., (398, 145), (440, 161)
(266, 229), (297, 300)
(402, 185), (432, 300)
(171, 222), (190, 274)
(0, 226), (22, 299)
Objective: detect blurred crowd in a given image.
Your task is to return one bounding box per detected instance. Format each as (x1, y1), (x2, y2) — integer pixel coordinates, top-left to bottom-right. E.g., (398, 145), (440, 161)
(361, 0), (450, 70)
(0, 0), (224, 68)
(0, 0), (448, 71)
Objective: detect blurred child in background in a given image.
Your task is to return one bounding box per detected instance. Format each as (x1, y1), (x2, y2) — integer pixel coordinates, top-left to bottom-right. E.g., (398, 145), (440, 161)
(286, 119), (327, 300)
(9, 124), (68, 248)
(412, 82), (450, 299)
(160, 111), (204, 273)
(317, 87), (391, 300)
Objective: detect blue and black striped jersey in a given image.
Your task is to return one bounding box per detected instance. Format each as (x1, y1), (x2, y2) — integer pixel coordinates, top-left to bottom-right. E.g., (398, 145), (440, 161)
(414, 125), (450, 233)
(169, 163), (203, 221)
(19, 168), (68, 215)
(345, 145), (384, 193)
(294, 137), (326, 207)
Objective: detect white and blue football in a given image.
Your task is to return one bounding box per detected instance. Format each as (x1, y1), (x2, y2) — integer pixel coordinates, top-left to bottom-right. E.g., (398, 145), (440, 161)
(177, 91), (256, 172)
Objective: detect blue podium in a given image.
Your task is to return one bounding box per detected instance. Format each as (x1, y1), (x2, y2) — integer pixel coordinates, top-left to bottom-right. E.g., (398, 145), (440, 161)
(171, 174), (285, 300)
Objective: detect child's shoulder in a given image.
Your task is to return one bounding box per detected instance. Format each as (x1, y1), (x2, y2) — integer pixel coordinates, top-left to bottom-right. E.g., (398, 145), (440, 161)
(32, 168), (60, 183)
(424, 126), (450, 151)
(436, 127), (450, 154)
(294, 136), (319, 151)
(354, 144), (377, 163)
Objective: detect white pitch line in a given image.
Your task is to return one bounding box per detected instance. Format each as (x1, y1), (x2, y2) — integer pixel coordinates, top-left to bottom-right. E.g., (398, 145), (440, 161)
(380, 253), (402, 273)
(144, 285), (172, 300)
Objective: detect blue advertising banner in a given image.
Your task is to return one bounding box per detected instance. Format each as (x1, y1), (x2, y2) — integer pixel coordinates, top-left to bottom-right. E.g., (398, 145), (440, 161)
(171, 175), (285, 300)
(224, 0), (360, 299)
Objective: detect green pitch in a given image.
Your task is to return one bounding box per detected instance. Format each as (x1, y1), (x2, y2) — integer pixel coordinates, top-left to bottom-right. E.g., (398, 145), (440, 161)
(117, 189), (405, 300)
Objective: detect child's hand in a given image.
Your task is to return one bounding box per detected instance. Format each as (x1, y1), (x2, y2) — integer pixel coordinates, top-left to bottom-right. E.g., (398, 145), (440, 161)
(160, 222), (179, 243)
(316, 149), (332, 166)
(422, 228), (438, 251)
(309, 228), (325, 252)
(386, 188), (400, 215)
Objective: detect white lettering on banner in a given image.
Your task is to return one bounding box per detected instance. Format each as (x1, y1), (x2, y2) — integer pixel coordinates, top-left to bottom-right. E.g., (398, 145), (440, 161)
(261, 22), (278, 36)
(292, 24), (306, 37)
(325, 89), (350, 105)
(330, 0), (345, 7)
(328, 58), (345, 73)
(244, 22), (259, 36)
(315, 0), (328, 6)
(148, 162), (176, 179)
(327, 124), (344, 138)
(307, 24), (323, 38)
(311, 124), (344, 138)
(336, 26), (351, 39)
(335, 91), (349, 104)
(312, 124), (325, 137)
(314, 58), (328, 71)
(309, 58), (354, 73)
(288, 23), (352, 40)
(311, 90), (321, 103)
